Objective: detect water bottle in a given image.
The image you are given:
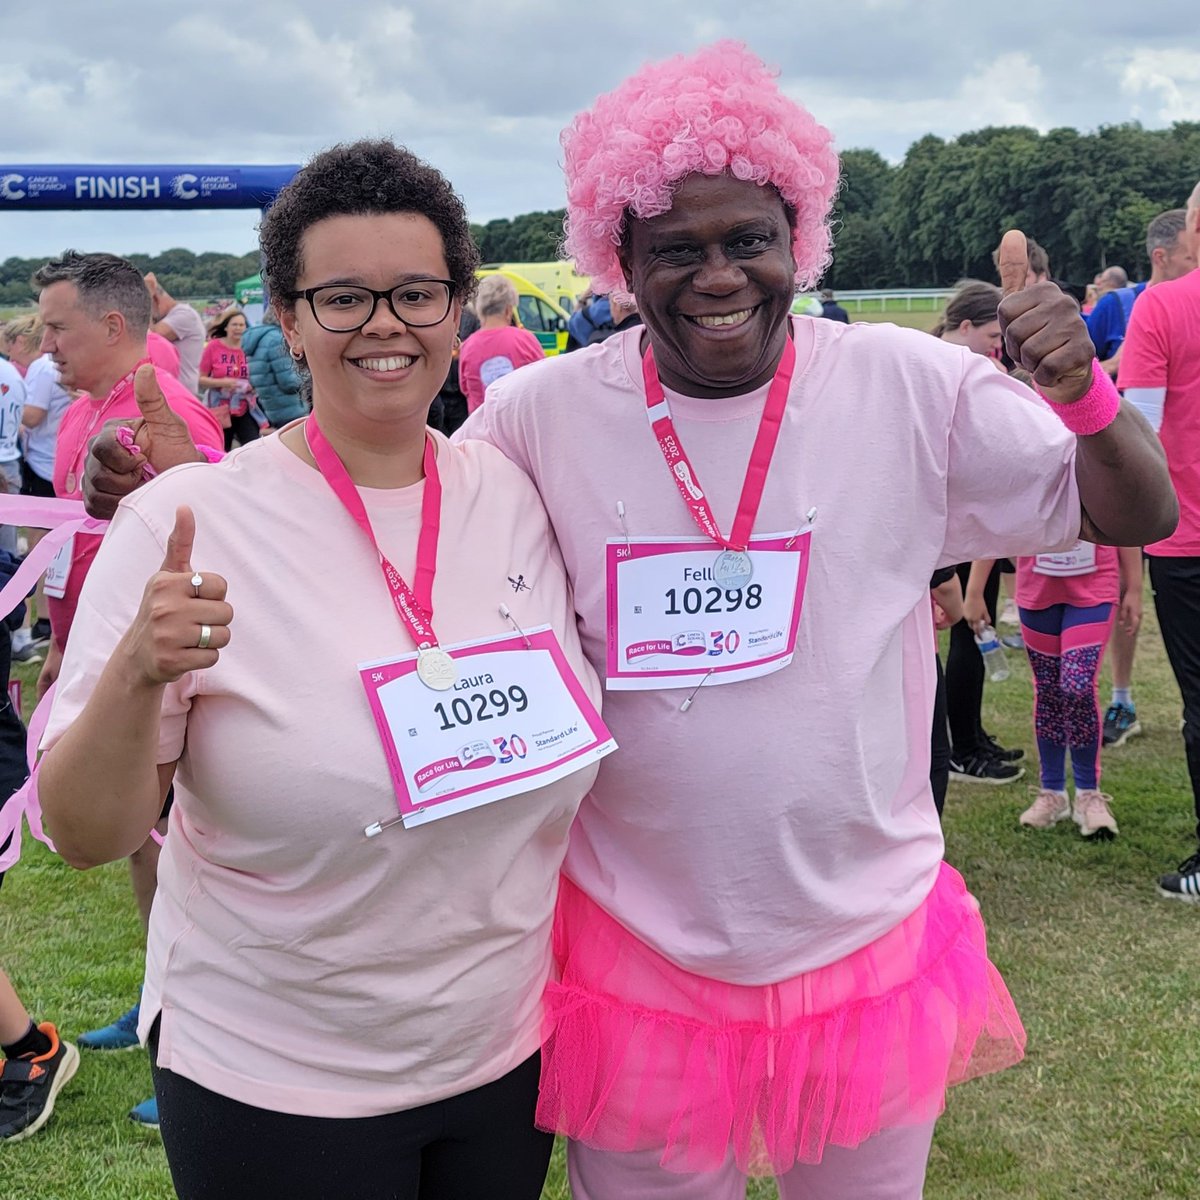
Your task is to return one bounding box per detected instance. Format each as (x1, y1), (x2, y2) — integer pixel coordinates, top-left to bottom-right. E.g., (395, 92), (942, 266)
(974, 624), (1010, 682)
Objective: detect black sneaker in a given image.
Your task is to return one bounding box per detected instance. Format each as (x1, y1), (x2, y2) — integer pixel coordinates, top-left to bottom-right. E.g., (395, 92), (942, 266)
(29, 619), (51, 649)
(1158, 851), (1200, 903)
(948, 753), (1025, 785)
(0, 1023), (79, 1142)
(1102, 703), (1142, 748)
(981, 733), (1025, 763)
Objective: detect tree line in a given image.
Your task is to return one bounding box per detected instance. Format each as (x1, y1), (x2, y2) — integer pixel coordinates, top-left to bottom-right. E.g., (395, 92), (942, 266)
(2, 121), (1196, 306)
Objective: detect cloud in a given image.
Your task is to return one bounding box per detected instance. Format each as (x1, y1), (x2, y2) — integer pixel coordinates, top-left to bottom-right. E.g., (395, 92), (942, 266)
(1117, 48), (1200, 121)
(0, 0), (1194, 259)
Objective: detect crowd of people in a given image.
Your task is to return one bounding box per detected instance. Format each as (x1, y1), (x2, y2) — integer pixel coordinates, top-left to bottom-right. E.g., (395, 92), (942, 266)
(0, 37), (1193, 1200)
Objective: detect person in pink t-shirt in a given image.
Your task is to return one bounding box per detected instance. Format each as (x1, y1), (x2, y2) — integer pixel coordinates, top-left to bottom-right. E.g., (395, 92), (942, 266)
(966, 544), (1141, 836)
(146, 329), (180, 378)
(74, 46), (1178, 1200)
(198, 308), (269, 451)
(34, 250), (224, 1127)
(41, 140), (603, 1200)
(458, 274), (544, 413)
(1118, 180), (1200, 900)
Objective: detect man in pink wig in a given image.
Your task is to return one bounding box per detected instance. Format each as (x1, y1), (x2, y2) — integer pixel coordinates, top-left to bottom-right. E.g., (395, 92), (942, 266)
(82, 41), (1174, 1200)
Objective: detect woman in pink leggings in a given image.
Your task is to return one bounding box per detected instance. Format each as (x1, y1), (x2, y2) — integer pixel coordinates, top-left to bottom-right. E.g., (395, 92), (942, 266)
(968, 543), (1142, 836)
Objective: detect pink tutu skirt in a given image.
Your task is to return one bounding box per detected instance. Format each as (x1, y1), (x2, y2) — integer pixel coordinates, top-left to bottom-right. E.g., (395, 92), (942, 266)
(537, 863), (1025, 1176)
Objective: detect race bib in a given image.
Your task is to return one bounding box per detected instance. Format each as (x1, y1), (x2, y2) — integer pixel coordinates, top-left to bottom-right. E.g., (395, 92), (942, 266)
(359, 626), (615, 829)
(1033, 541), (1097, 577)
(605, 530), (811, 690)
(42, 537), (73, 600)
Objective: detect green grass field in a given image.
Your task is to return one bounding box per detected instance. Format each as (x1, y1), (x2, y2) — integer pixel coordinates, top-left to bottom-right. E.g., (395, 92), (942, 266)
(3, 485), (1198, 1195)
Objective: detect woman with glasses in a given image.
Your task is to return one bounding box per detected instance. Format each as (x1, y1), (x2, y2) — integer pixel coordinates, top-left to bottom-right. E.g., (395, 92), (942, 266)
(38, 139), (608, 1200)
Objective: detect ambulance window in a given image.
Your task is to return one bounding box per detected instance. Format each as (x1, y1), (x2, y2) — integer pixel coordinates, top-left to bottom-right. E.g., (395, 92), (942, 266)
(517, 295), (545, 331)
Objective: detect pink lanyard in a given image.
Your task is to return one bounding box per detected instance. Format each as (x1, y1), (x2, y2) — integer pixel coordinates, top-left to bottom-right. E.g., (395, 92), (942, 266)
(304, 416), (443, 651)
(642, 335), (796, 551)
(64, 359), (151, 492)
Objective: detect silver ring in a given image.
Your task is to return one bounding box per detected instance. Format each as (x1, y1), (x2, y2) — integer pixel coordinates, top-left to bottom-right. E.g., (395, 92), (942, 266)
(197, 624), (212, 650)
(190, 572), (203, 597)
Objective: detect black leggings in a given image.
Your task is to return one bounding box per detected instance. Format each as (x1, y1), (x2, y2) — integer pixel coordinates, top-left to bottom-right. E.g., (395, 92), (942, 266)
(1149, 554), (1200, 842)
(930, 654), (949, 818)
(223, 410), (262, 452)
(945, 562), (1001, 757)
(150, 1024), (552, 1200)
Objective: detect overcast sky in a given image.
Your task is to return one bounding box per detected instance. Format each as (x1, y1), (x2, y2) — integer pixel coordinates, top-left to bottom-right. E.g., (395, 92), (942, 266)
(3, 1), (1195, 261)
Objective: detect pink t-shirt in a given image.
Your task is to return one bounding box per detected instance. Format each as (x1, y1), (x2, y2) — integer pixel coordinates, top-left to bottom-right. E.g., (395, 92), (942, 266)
(461, 317), (1080, 984)
(199, 338), (253, 415)
(1117, 267), (1200, 556)
(1015, 542), (1119, 610)
(48, 363), (223, 648)
(458, 326), (544, 414)
(147, 331), (180, 378)
(43, 431), (601, 1116)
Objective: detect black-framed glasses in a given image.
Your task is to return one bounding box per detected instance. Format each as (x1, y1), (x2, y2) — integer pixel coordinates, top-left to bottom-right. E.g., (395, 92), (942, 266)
(289, 279), (456, 332)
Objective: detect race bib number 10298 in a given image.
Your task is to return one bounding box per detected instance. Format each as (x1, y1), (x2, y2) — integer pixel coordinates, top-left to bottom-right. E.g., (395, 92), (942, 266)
(604, 531), (811, 691)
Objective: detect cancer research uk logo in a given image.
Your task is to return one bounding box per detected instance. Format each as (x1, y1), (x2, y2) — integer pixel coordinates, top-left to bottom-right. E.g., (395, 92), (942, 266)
(170, 174), (199, 200)
(0, 174), (26, 201)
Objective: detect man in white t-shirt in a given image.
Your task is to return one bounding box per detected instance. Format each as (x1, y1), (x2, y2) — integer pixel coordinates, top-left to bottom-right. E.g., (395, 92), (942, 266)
(144, 273), (205, 395)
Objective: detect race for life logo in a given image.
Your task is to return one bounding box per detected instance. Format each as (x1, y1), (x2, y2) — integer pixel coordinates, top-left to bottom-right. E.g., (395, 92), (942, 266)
(170, 173), (199, 200)
(0, 174), (26, 201)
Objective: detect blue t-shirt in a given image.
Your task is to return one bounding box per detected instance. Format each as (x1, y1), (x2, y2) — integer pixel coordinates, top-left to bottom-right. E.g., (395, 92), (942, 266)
(1085, 283), (1145, 360)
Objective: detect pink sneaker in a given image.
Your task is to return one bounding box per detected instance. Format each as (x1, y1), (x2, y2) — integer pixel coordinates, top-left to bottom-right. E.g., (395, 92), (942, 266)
(1073, 790), (1118, 839)
(1019, 789), (1070, 829)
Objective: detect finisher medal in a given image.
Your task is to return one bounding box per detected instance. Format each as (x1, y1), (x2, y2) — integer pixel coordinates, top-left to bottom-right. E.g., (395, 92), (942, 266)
(712, 548), (754, 591)
(416, 646), (457, 691)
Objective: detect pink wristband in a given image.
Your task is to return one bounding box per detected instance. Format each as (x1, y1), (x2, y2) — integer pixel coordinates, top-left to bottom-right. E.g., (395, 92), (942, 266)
(1039, 359), (1120, 436)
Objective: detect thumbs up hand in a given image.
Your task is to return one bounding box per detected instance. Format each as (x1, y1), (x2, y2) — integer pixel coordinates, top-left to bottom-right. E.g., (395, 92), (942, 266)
(83, 365), (207, 520)
(122, 506), (233, 685)
(996, 230), (1095, 405)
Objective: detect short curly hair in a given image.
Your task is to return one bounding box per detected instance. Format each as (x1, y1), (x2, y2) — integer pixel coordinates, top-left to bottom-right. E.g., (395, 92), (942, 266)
(259, 139), (479, 309)
(561, 41), (840, 296)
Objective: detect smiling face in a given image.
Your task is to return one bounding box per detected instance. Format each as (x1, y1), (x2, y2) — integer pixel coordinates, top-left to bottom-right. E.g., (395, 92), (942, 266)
(617, 173), (797, 399)
(279, 212), (461, 438)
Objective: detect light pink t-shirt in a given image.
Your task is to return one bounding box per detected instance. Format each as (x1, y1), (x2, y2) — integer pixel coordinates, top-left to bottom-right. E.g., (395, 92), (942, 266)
(1117, 267), (1200, 556)
(459, 326), (545, 414)
(461, 316), (1080, 984)
(48, 364), (222, 649)
(1015, 542), (1119, 610)
(44, 431), (601, 1116)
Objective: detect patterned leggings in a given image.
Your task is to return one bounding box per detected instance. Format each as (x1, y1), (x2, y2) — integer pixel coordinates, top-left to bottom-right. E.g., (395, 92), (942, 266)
(1020, 603), (1115, 792)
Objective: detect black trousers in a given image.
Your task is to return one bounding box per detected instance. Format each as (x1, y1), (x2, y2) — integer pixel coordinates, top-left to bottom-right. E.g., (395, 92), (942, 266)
(930, 654), (949, 818)
(1148, 555), (1200, 842)
(945, 562), (1001, 758)
(149, 1022), (552, 1200)
(0, 624), (28, 889)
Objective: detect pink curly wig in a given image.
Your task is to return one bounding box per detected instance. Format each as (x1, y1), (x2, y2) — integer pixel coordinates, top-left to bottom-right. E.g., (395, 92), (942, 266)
(561, 41), (840, 296)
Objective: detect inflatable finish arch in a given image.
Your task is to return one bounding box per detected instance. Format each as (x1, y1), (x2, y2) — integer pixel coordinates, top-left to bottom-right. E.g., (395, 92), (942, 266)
(0, 164), (297, 210)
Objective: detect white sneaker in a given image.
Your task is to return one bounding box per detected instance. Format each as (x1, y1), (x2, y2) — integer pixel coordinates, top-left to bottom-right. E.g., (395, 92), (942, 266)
(998, 599), (1019, 628)
(1019, 789), (1070, 829)
(1073, 790), (1118, 839)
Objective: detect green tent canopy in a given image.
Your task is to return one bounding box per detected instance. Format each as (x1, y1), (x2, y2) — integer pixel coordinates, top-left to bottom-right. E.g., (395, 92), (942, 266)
(234, 273), (263, 305)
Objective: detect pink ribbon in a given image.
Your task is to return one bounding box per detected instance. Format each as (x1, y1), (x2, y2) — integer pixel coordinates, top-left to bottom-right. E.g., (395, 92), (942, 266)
(0, 493), (107, 872)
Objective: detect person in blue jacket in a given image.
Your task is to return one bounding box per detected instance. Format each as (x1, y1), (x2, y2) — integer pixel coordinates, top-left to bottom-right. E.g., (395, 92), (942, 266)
(241, 310), (306, 426)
